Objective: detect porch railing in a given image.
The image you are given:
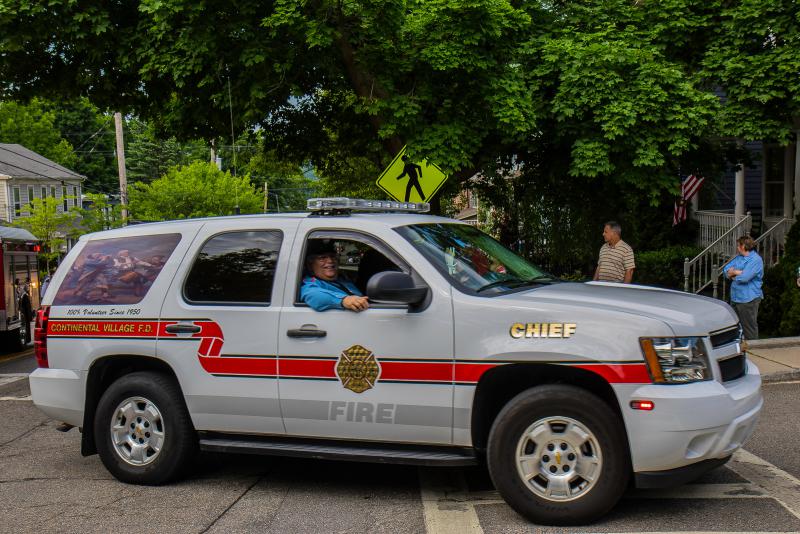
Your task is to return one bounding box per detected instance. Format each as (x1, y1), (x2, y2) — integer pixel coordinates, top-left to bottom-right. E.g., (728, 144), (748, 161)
(714, 217), (795, 301)
(695, 210), (737, 248)
(684, 213), (751, 294)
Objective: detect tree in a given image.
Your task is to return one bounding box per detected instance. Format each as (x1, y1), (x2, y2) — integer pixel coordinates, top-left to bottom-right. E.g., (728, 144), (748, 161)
(44, 98), (119, 194)
(702, 0), (800, 143)
(13, 197), (76, 270)
(126, 118), (208, 183)
(0, 99), (77, 168)
(128, 161), (262, 220)
(0, 1), (719, 201)
(71, 193), (125, 235)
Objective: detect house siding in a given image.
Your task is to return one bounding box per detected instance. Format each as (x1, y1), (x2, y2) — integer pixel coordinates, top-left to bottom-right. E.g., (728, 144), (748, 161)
(716, 140), (763, 215)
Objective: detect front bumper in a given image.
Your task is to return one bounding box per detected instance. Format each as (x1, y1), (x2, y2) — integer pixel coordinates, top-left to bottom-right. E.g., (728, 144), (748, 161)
(616, 359), (762, 474)
(29, 368), (86, 427)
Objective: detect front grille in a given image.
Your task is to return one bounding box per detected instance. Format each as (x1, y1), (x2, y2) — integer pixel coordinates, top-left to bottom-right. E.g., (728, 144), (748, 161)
(711, 325), (741, 348)
(719, 354), (747, 382)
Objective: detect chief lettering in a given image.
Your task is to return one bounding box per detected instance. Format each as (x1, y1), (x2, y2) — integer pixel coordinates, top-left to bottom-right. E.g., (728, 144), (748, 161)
(510, 323), (577, 339)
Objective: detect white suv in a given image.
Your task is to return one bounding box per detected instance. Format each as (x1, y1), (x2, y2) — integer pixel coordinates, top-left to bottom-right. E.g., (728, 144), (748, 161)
(30, 198), (762, 525)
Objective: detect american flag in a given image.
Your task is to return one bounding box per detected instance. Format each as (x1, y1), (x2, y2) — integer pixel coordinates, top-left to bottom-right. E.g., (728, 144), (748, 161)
(673, 173), (705, 226)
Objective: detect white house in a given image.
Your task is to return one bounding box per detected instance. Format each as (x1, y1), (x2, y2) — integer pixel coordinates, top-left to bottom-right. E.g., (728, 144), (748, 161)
(0, 143), (85, 223)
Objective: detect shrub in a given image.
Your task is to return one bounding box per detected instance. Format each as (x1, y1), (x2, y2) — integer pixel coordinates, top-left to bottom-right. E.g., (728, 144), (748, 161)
(759, 222), (800, 337)
(634, 245), (701, 290)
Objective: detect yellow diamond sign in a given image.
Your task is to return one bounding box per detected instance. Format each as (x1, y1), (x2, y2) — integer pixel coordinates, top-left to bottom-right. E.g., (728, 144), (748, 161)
(376, 146), (448, 203)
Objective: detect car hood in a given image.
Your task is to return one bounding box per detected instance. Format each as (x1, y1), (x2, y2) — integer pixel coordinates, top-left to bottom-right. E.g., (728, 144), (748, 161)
(501, 281), (738, 335)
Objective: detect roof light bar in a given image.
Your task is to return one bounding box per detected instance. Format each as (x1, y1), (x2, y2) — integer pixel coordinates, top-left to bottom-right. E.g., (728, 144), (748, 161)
(307, 197), (430, 213)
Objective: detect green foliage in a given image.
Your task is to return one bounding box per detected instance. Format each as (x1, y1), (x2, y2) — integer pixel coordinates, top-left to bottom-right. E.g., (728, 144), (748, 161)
(12, 197), (76, 268)
(71, 193), (124, 235)
(0, 99), (76, 168)
(126, 119), (208, 183)
(634, 246), (702, 290)
(242, 148), (318, 212)
(128, 161), (262, 220)
(760, 222), (800, 337)
(45, 98), (119, 194)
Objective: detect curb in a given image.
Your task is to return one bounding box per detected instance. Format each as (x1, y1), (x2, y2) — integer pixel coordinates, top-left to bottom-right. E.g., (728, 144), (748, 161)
(747, 337), (800, 349)
(762, 369), (800, 383)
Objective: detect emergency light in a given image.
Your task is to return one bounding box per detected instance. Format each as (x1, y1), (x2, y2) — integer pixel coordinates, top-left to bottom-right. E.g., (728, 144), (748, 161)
(307, 197), (430, 214)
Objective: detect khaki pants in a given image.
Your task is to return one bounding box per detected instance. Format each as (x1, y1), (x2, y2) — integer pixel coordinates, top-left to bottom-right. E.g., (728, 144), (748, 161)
(733, 298), (761, 341)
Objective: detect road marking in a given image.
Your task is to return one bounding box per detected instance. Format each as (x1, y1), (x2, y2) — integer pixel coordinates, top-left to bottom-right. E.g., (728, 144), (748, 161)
(419, 469), (483, 534)
(420, 451), (799, 534)
(729, 449), (800, 520)
(0, 375), (27, 387)
(0, 395), (31, 401)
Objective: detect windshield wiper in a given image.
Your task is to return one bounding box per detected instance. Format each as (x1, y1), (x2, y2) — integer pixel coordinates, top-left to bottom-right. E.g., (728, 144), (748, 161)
(476, 275), (556, 293)
(476, 278), (536, 293)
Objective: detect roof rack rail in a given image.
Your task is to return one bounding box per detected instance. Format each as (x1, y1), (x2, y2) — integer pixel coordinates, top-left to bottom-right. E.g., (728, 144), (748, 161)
(307, 197), (430, 216)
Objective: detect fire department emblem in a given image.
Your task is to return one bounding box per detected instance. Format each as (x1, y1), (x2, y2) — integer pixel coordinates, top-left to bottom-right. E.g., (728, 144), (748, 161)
(336, 345), (380, 393)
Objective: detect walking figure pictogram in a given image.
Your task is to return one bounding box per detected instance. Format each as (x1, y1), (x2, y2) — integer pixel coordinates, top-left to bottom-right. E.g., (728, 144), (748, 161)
(396, 155), (425, 202)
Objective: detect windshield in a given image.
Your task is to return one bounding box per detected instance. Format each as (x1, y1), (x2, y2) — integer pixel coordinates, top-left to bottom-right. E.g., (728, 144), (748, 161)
(396, 223), (557, 295)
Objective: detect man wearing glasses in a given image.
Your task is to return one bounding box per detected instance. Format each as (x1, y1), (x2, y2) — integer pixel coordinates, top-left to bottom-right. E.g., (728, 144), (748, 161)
(300, 240), (370, 312)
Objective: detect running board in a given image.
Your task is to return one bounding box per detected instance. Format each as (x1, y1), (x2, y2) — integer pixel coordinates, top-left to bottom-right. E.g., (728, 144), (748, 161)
(198, 433), (478, 466)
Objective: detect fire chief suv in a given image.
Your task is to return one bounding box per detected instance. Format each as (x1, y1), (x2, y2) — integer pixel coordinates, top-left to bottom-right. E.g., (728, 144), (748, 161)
(30, 198), (762, 525)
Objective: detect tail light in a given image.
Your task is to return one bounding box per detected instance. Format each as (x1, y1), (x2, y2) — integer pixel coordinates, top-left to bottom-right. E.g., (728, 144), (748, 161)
(34, 305), (50, 368)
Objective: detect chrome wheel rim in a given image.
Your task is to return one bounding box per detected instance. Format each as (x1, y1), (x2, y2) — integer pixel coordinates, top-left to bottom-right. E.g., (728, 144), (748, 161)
(515, 416), (602, 502)
(110, 396), (165, 466)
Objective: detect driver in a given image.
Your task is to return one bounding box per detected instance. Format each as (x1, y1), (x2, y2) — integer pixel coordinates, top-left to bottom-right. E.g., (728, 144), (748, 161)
(300, 240), (370, 312)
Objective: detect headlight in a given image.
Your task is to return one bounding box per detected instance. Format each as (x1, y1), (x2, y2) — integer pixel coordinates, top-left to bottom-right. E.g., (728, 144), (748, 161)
(640, 337), (711, 384)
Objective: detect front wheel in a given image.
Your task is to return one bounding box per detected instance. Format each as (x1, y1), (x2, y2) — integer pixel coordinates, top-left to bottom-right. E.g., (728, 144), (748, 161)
(94, 371), (197, 485)
(487, 384), (630, 525)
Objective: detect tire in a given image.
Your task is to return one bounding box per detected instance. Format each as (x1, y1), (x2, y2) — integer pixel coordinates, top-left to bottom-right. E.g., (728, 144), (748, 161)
(487, 384), (630, 525)
(94, 371), (197, 485)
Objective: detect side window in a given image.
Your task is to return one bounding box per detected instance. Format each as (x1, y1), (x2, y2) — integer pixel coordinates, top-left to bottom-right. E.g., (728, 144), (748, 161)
(52, 233), (182, 305)
(297, 235), (403, 302)
(184, 230), (282, 305)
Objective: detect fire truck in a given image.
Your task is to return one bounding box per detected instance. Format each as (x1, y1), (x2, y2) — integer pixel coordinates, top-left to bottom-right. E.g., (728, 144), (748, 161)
(1, 226), (40, 350)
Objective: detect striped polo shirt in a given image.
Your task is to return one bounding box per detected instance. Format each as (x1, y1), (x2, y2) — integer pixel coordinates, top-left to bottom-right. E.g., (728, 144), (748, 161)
(597, 240), (635, 282)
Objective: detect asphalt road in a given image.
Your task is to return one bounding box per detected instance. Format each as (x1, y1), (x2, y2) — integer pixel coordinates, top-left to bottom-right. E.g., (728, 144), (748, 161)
(1, 352), (799, 533)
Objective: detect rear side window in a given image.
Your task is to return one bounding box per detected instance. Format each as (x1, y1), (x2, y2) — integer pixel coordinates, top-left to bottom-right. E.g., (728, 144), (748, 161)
(53, 233), (182, 305)
(184, 230), (282, 305)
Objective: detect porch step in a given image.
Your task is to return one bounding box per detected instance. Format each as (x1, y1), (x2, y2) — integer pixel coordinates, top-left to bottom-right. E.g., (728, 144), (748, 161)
(198, 432), (479, 466)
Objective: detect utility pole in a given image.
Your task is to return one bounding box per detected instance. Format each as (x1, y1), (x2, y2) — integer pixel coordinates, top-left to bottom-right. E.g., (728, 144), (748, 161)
(210, 139), (217, 165)
(263, 182), (268, 213)
(114, 112), (128, 221)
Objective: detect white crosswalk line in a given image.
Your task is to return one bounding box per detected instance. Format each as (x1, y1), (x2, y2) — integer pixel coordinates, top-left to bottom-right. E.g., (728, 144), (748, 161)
(419, 469), (483, 534)
(0, 374), (28, 387)
(729, 448), (800, 520)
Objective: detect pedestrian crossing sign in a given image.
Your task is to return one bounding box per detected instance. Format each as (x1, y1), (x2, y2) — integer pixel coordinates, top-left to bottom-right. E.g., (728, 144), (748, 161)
(375, 146), (449, 203)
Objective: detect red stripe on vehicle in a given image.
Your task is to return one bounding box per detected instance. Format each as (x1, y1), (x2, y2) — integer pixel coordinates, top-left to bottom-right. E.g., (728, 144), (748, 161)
(573, 363), (651, 383)
(454, 362), (501, 383)
(199, 355), (277, 377)
(380, 361), (453, 382)
(47, 320), (160, 337)
(279, 358), (337, 378)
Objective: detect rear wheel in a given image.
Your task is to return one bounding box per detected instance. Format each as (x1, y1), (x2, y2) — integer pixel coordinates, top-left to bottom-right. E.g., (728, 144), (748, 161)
(94, 371), (196, 485)
(487, 384), (630, 525)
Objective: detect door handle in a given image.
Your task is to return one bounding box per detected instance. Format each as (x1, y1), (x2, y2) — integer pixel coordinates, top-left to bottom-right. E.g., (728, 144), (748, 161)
(287, 325), (327, 338)
(165, 323), (202, 334)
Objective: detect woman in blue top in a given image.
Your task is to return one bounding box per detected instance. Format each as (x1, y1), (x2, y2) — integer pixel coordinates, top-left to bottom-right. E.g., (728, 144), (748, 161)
(722, 235), (763, 340)
(300, 240), (370, 312)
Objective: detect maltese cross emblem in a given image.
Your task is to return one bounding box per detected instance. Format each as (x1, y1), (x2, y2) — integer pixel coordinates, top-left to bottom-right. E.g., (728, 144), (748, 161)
(336, 345), (380, 393)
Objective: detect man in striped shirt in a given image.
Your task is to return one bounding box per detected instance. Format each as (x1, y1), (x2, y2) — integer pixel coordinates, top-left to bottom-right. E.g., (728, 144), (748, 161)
(593, 221), (635, 283)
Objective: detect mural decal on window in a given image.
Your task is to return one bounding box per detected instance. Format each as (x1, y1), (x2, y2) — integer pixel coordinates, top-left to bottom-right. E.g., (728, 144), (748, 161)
(53, 234), (181, 305)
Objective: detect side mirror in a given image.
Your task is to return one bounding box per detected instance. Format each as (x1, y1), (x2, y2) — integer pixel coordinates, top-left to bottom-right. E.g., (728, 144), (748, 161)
(366, 271), (429, 305)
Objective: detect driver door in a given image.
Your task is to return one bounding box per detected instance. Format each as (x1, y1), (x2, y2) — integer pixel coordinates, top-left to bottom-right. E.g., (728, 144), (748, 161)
(277, 225), (456, 444)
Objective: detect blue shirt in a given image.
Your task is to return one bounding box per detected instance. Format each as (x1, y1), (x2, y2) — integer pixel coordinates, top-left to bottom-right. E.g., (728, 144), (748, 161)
(722, 251), (763, 303)
(300, 276), (362, 311)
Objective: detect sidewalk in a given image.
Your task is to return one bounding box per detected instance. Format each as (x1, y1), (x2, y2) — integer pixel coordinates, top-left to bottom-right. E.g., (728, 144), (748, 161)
(747, 337), (800, 383)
